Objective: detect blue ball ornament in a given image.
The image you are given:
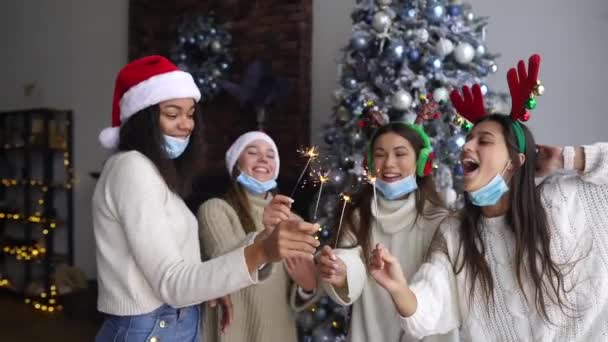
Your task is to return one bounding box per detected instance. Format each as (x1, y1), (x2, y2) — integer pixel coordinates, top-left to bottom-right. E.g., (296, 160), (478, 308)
(314, 307), (328, 321)
(426, 3), (445, 23)
(425, 56), (442, 71)
(400, 7), (417, 20)
(351, 31), (371, 51)
(320, 229), (331, 239)
(384, 39), (406, 63)
(342, 76), (358, 90)
(447, 5), (462, 16)
(407, 48), (421, 62)
(454, 163), (464, 176)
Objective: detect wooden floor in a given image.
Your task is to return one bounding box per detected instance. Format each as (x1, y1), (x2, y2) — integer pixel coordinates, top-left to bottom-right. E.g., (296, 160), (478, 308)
(1, 295), (99, 341)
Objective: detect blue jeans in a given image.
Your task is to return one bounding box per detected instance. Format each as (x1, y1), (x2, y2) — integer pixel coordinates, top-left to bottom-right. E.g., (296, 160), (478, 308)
(95, 304), (201, 342)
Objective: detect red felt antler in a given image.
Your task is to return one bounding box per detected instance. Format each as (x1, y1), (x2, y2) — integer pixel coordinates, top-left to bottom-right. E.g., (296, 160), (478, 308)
(507, 54), (541, 121)
(449, 84), (486, 123)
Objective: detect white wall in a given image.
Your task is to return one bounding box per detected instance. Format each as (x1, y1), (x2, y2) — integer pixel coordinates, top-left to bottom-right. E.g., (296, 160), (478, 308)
(0, 0), (128, 278)
(311, 0), (608, 146)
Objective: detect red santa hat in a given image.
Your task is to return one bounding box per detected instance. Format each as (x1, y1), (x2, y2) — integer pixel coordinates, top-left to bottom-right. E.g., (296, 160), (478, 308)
(99, 55), (201, 149)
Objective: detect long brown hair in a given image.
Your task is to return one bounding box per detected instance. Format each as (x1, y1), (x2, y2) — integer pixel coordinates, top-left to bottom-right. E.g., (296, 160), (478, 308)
(335, 123), (444, 265)
(118, 103), (205, 198)
(224, 167), (275, 235)
(455, 114), (574, 323)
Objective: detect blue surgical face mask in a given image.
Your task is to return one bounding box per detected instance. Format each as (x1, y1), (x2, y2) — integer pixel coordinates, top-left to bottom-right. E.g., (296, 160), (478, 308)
(236, 172), (277, 195)
(375, 174), (418, 200)
(163, 135), (190, 159)
(467, 162), (511, 206)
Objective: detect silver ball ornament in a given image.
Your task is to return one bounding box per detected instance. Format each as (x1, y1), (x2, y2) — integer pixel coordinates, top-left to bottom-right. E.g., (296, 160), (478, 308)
(435, 38), (454, 57)
(210, 41), (222, 53)
(433, 87), (450, 103)
(391, 90), (413, 111)
(372, 12), (392, 32)
(453, 42), (475, 64)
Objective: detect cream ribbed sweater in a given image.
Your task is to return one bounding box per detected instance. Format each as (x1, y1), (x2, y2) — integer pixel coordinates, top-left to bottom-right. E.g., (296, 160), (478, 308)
(197, 192), (299, 342)
(402, 143), (608, 341)
(92, 151), (260, 315)
(321, 193), (459, 342)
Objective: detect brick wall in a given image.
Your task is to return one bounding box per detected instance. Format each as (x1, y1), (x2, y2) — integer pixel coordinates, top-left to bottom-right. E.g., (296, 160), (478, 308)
(129, 0), (312, 189)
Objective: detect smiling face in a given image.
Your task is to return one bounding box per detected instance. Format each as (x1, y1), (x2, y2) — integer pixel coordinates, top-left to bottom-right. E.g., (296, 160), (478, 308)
(237, 140), (277, 182)
(158, 98), (196, 138)
(462, 120), (513, 192)
(372, 132), (418, 183)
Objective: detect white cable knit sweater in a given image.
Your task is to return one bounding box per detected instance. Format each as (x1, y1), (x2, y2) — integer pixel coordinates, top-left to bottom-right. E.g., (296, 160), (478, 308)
(93, 151), (261, 315)
(321, 193), (459, 342)
(401, 143), (608, 341)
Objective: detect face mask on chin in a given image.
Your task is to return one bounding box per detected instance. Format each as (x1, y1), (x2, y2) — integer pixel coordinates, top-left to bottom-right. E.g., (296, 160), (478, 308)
(375, 174), (418, 200)
(163, 135), (190, 159)
(467, 161), (512, 207)
(236, 172), (277, 195)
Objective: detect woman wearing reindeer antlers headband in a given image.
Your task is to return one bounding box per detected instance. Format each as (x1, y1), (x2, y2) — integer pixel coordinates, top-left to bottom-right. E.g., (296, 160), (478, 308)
(368, 54), (608, 341)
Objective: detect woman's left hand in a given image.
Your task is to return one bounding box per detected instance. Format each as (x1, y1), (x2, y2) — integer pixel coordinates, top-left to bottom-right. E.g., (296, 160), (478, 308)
(262, 194), (294, 230)
(535, 144), (564, 177)
(208, 295), (233, 334)
(369, 243), (408, 294)
(285, 256), (318, 291)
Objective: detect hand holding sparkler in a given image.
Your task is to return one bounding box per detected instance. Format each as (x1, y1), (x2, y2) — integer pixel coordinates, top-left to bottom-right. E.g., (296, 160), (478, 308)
(285, 256), (318, 291)
(262, 194), (295, 232)
(246, 219), (320, 270)
(317, 245), (347, 289)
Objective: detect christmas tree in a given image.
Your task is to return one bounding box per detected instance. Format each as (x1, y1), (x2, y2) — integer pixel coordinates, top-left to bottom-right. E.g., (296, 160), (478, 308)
(298, 0), (505, 340)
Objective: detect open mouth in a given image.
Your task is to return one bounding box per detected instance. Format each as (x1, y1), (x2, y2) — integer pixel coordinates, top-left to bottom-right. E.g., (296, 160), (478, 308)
(381, 172), (402, 182)
(462, 158), (479, 177)
(253, 166), (270, 174)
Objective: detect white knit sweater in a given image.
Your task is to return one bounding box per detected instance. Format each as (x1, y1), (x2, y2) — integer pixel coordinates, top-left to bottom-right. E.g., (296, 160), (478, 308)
(402, 143), (608, 341)
(93, 151), (261, 315)
(321, 193), (459, 342)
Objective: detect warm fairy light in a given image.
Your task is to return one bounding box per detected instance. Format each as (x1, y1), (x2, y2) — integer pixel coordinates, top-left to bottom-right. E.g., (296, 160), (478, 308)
(25, 284), (62, 313)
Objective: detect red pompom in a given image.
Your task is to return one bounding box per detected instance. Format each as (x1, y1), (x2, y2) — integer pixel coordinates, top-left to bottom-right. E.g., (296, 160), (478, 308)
(424, 152), (435, 176)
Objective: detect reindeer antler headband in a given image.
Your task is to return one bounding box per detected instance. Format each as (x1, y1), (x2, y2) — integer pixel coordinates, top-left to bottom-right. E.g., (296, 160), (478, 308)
(450, 54), (544, 153)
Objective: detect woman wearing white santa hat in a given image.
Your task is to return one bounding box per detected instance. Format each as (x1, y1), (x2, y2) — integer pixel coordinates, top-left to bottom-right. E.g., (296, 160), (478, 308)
(198, 131), (320, 342)
(92, 55), (320, 342)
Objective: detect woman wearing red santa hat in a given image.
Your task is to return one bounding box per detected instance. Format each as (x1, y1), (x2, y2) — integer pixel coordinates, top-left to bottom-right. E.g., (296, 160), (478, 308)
(93, 55), (320, 342)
